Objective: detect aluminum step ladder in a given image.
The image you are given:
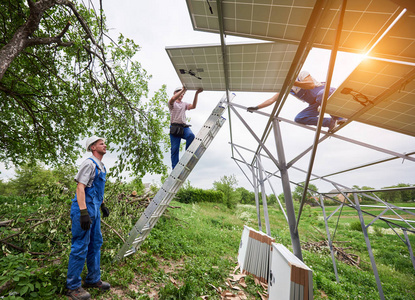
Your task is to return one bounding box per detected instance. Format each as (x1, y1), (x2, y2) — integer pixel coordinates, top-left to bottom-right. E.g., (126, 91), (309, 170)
(114, 93), (235, 261)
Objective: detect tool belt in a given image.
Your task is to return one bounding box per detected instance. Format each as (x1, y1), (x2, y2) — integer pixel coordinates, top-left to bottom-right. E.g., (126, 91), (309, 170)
(170, 123), (190, 137)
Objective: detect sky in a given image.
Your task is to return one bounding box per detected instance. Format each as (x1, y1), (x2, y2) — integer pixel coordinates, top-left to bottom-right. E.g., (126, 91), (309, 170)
(1, 0), (414, 194)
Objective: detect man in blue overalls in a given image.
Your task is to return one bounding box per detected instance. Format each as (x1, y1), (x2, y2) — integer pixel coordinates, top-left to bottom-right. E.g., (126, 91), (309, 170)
(247, 70), (345, 131)
(66, 136), (111, 300)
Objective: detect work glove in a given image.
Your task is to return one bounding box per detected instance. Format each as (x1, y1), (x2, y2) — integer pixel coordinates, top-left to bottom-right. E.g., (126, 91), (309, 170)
(101, 203), (110, 218)
(247, 106), (259, 113)
(80, 209), (92, 230)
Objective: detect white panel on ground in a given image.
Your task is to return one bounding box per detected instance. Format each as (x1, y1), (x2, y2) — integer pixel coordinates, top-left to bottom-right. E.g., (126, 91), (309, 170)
(268, 243), (313, 300)
(237, 226), (275, 283)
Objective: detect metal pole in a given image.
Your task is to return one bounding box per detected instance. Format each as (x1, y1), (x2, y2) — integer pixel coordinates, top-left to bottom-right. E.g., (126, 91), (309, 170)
(252, 164), (262, 232)
(320, 195), (340, 282)
(216, 0), (235, 158)
(297, 0), (348, 229)
(266, 176), (288, 223)
(257, 155), (272, 236)
(403, 229), (415, 272)
(272, 119), (303, 260)
(354, 192), (385, 300)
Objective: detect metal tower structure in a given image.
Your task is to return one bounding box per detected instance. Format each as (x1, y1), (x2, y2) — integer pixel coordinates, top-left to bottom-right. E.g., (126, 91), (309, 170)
(163, 1), (415, 299)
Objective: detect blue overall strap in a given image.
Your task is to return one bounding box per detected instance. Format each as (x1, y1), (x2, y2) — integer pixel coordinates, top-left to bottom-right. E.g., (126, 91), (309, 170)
(88, 158), (107, 176)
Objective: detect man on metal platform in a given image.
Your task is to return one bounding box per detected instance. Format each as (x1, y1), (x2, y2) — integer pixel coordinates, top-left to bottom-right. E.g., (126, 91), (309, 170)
(168, 86), (203, 169)
(247, 70), (345, 131)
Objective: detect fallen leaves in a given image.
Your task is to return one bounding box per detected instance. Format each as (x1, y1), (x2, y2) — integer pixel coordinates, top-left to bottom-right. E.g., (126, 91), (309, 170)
(208, 264), (269, 300)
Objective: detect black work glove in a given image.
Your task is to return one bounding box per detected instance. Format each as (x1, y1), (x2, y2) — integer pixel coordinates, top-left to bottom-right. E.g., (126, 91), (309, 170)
(80, 209), (91, 230)
(247, 106), (259, 113)
(101, 203), (110, 218)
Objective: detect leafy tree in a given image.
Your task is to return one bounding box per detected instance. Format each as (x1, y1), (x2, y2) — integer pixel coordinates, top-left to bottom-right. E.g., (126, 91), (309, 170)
(268, 193), (277, 205)
(0, 178), (17, 196)
(352, 185), (375, 202)
(51, 163), (78, 192)
(11, 162), (56, 196)
(376, 183), (415, 203)
(236, 186), (255, 204)
(1, 162), (77, 200)
(292, 183), (318, 204)
(213, 174), (238, 209)
(0, 0), (170, 178)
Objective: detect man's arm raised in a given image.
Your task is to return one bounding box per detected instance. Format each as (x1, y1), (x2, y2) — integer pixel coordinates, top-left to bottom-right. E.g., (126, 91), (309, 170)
(188, 88), (203, 110)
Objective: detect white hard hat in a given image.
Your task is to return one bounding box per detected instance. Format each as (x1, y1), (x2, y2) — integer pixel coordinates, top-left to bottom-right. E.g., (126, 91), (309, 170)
(174, 87), (183, 93)
(86, 136), (105, 152)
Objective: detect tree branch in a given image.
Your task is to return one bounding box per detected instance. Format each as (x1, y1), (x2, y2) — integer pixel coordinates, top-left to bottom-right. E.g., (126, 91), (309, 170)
(0, 0), (56, 80)
(26, 21), (73, 47)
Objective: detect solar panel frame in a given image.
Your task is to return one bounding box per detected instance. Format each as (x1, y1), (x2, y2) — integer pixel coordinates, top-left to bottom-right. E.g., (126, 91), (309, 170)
(326, 57), (415, 136)
(166, 41), (299, 92)
(368, 10), (415, 64)
(186, 0), (404, 57)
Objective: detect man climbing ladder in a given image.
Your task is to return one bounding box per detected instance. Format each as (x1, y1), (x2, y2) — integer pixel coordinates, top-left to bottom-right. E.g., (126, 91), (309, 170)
(114, 93), (235, 261)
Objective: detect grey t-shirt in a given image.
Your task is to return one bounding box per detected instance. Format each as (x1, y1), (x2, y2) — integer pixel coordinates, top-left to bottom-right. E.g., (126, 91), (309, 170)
(74, 156), (105, 187)
(169, 100), (190, 124)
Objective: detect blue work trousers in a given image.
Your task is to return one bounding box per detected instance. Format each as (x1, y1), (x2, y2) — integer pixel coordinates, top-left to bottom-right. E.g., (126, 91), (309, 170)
(67, 201), (103, 290)
(294, 86), (342, 128)
(170, 126), (195, 169)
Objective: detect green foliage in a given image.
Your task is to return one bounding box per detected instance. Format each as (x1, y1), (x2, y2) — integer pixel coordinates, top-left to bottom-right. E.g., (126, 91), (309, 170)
(0, 195), (69, 299)
(376, 183), (415, 203)
(175, 185), (223, 204)
(1, 186), (415, 299)
(0, 178), (17, 196)
(292, 183), (319, 203)
(352, 184), (415, 203)
(0, 162), (76, 204)
(236, 187), (255, 204)
(267, 193), (277, 205)
(0, 0), (170, 178)
(213, 175), (238, 209)
(0, 254), (58, 299)
(349, 221), (363, 231)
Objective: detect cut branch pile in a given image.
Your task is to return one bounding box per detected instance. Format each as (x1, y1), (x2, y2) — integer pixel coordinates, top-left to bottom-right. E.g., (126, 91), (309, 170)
(0, 217), (63, 257)
(118, 190), (155, 207)
(302, 240), (361, 269)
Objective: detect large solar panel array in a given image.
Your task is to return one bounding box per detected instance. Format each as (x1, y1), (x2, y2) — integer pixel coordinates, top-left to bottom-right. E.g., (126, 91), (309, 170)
(166, 42), (298, 92)
(186, 0), (316, 43)
(186, 0), (403, 55)
(167, 0), (415, 136)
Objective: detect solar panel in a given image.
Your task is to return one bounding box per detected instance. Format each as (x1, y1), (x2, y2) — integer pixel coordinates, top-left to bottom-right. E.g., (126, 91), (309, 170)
(313, 0), (402, 54)
(186, 0), (316, 42)
(326, 57), (415, 136)
(368, 9), (415, 63)
(186, 0), (403, 56)
(182, 0), (415, 137)
(166, 42), (298, 92)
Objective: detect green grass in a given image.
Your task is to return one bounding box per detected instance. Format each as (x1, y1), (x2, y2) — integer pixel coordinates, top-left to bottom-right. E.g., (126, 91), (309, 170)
(1, 196), (414, 299)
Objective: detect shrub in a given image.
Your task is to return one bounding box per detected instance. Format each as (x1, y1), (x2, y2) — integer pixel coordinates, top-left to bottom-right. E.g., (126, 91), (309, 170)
(175, 188), (223, 204)
(350, 221), (363, 231)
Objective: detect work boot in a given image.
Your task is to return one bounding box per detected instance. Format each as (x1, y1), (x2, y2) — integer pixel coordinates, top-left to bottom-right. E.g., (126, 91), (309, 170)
(328, 118), (337, 131)
(84, 279), (111, 291)
(66, 286), (91, 300)
(337, 118), (347, 125)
